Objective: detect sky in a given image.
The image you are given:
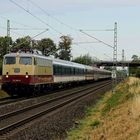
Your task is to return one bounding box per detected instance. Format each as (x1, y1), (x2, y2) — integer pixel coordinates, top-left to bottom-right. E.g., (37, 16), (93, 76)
(0, 0), (140, 61)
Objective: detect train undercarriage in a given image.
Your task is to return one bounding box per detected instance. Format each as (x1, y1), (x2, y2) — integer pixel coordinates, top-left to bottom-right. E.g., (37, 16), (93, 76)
(2, 77), (111, 97)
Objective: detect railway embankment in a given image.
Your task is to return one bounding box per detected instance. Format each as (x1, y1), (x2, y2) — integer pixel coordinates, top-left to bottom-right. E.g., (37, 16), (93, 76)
(66, 77), (140, 140)
(0, 76), (9, 99)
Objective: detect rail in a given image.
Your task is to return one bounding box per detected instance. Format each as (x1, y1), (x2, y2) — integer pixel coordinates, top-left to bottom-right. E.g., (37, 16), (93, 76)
(0, 80), (111, 136)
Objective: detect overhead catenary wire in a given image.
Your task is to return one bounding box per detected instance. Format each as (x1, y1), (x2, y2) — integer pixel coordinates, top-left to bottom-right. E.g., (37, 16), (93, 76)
(9, 0), (86, 50)
(28, 0), (115, 48)
(28, 0), (77, 31)
(12, 29), (48, 48)
(11, 27), (48, 31)
(79, 30), (113, 49)
(72, 41), (99, 44)
(0, 16), (48, 32)
(0, 25), (26, 36)
(9, 0), (114, 51)
(9, 0), (64, 36)
(26, 0), (93, 44)
(11, 31), (25, 36)
(0, 16), (32, 28)
(83, 29), (114, 31)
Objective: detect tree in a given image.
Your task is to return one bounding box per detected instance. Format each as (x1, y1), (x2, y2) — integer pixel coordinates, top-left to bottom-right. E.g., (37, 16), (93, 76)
(131, 55), (139, 62)
(57, 35), (72, 61)
(12, 36), (31, 50)
(37, 38), (57, 56)
(0, 36), (12, 59)
(0, 36), (12, 74)
(72, 54), (94, 65)
(129, 54), (140, 77)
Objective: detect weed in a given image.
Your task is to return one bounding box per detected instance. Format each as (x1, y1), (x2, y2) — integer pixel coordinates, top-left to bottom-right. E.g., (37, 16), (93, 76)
(102, 91), (123, 115)
(90, 119), (100, 128)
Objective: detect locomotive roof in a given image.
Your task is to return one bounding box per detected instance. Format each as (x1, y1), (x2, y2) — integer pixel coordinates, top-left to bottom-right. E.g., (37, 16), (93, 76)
(4, 52), (111, 73)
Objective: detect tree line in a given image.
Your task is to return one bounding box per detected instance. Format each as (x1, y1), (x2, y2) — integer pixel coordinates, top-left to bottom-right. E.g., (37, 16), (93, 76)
(0, 35), (72, 61)
(129, 55), (140, 77)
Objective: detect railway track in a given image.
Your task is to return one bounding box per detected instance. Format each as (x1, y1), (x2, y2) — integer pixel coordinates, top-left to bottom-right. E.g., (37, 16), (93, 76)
(0, 80), (111, 137)
(0, 82), (98, 107)
(0, 97), (29, 107)
(0, 80), (109, 115)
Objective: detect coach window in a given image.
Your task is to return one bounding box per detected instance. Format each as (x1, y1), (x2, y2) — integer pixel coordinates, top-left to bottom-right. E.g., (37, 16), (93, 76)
(19, 57), (32, 65)
(53, 65), (56, 74)
(34, 57), (37, 65)
(4, 57), (16, 64)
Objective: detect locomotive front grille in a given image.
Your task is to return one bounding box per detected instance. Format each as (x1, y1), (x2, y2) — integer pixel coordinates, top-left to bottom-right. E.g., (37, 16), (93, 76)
(14, 68), (20, 73)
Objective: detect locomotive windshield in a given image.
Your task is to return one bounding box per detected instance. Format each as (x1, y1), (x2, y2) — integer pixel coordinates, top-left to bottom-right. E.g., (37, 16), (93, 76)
(19, 57), (32, 65)
(4, 57), (16, 64)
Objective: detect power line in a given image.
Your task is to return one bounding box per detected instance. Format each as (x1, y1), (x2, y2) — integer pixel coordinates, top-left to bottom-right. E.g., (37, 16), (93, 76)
(29, 0), (115, 49)
(9, 0), (63, 35)
(28, 0), (86, 47)
(0, 16), (48, 32)
(9, 0), (114, 57)
(0, 24), (26, 36)
(11, 27), (48, 30)
(13, 29), (48, 48)
(31, 29), (48, 39)
(73, 41), (99, 44)
(11, 31), (25, 36)
(82, 29), (114, 31)
(28, 0), (77, 31)
(0, 16), (32, 28)
(79, 30), (113, 48)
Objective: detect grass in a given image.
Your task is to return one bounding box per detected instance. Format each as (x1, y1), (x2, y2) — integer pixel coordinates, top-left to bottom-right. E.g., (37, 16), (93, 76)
(66, 94), (109, 140)
(102, 90), (124, 115)
(66, 77), (140, 140)
(90, 119), (100, 128)
(0, 89), (9, 99)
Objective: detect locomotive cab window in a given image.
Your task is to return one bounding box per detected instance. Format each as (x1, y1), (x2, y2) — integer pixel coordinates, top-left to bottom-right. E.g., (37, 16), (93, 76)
(4, 57), (16, 64)
(19, 57), (32, 65)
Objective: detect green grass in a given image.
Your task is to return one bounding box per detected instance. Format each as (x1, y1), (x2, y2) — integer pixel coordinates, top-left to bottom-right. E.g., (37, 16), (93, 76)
(66, 95), (105, 140)
(102, 91), (124, 115)
(85, 95), (104, 115)
(102, 83), (131, 116)
(0, 90), (9, 98)
(90, 119), (100, 128)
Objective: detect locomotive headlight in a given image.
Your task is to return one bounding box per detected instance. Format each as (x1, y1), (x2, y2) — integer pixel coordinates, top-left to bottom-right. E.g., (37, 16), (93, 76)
(6, 72), (9, 78)
(25, 72), (29, 78)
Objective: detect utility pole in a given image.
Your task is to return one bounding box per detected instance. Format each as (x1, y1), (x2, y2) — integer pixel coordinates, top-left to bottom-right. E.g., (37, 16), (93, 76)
(122, 49), (125, 79)
(112, 22), (117, 93)
(122, 49), (124, 61)
(7, 19), (10, 53)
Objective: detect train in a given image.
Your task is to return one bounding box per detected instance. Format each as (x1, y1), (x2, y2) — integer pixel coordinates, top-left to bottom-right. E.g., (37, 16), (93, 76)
(2, 49), (111, 96)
